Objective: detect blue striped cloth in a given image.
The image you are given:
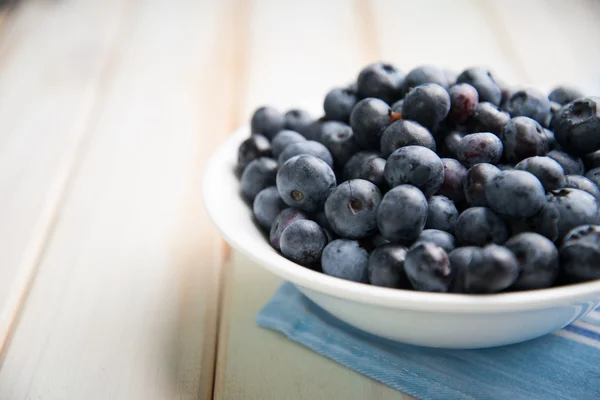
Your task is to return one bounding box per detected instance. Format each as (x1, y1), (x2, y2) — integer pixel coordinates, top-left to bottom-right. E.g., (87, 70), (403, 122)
(256, 282), (600, 400)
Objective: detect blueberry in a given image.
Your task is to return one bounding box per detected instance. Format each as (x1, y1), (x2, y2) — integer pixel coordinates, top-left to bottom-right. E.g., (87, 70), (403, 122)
(269, 208), (310, 251)
(453, 244), (519, 293)
(583, 151), (600, 171)
(505, 232), (559, 290)
(280, 220), (327, 265)
(284, 109), (313, 135)
(384, 145), (444, 196)
(456, 67), (502, 106)
(319, 121), (361, 166)
(271, 130), (306, 157)
(253, 186), (287, 230)
(468, 102), (510, 135)
(371, 233), (391, 248)
(547, 150), (585, 175)
(441, 131), (465, 158)
(514, 156), (566, 191)
(426, 195), (458, 233)
(368, 244), (410, 288)
(585, 167), (600, 187)
(402, 83), (451, 131)
(455, 207), (509, 246)
(357, 62), (404, 105)
(546, 188), (600, 241)
(506, 203), (561, 242)
(448, 246), (480, 293)
(500, 117), (548, 163)
(414, 229), (456, 253)
(320, 239), (369, 282)
(237, 134), (272, 173)
(350, 98), (398, 150)
(404, 242), (452, 292)
(553, 97), (600, 155)
(380, 120), (436, 157)
(560, 225), (600, 282)
(390, 99), (404, 113)
(401, 65), (449, 96)
(457, 132), (503, 167)
(449, 83), (479, 124)
(463, 163), (501, 207)
(278, 140), (334, 168)
(377, 184), (428, 243)
(438, 158), (467, 202)
(343, 151), (379, 180)
(355, 156), (387, 190)
(324, 179), (382, 239)
(251, 106), (285, 139)
(504, 88), (551, 125)
(549, 86), (584, 105)
(485, 170), (546, 218)
(277, 154), (336, 212)
(565, 175), (600, 202)
(240, 157), (279, 203)
(324, 87), (358, 122)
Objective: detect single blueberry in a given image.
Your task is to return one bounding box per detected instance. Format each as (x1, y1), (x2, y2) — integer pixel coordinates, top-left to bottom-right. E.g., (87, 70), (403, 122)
(321, 239), (370, 283)
(237, 134), (272, 173)
(564, 175), (600, 202)
(437, 158), (468, 202)
(357, 62), (404, 105)
(504, 88), (551, 125)
(280, 220), (327, 265)
(456, 67), (502, 106)
(457, 132), (503, 167)
(402, 83), (451, 131)
(253, 186), (287, 230)
(454, 244), (519, 293)
(560, 225), (600, 282)
(414, 229), (456, 253)
(404, 242), (452, 292)
(324, 179), (382, 239)
(377, 184), (428, 243)
(251, 106), (285, 139)
(553, 97), (600, 155)
(343, 151), (379, 181)
(485, 170), (546, 218)
(448, 246), (480, 293)
(500, 117), (548, 163)
(514, 156), (566, 191)
(368, 244), (410, 288)
(355, 156), (387, 190)
(318, 121), (361, 167)
(384, 145), (444, 196)
(284, 109), (314, 135)
(449, 83), (479, 124)
(240, 157), (279, 203)
(350, 98), (398, 150)
(463, 163), (501, 207)
(271, 130), (306, 158)
(505, 232), (559, 290)
(324, 87), (358, 122)
(278, 140), (334, 168)
(269, 208), (309, 251)
(549, 86), (584, 105)
(380, 120), (436, 157)
(547, 150), (585, 175)
(546, 188), (600, 241)
(426, 195), (459, 233)
(455, 207), (509, 246)
(401, 65), (449, 96)
(276, 154), (337, 212)
(468, 102), (510, 135)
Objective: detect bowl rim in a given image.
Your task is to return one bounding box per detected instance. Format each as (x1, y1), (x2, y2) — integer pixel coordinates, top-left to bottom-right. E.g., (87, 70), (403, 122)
(203, 125), (600, 313)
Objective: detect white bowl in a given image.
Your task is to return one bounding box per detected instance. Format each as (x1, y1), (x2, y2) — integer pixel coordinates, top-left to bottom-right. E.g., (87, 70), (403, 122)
(203, 125), (600, 349)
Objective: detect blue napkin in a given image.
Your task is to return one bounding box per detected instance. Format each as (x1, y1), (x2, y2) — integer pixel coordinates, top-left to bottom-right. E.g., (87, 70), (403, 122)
(256, 282), (600, 400)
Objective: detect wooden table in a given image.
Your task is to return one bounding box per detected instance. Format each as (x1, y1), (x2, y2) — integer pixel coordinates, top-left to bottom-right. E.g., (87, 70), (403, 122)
(0, 0), (598, 399)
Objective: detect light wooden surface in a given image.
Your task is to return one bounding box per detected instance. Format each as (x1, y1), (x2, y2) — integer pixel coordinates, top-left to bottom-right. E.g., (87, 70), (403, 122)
(0, 0), (598, 399)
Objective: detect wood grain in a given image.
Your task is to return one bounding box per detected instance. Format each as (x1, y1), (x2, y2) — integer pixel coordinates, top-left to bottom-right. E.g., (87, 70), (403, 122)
(0, 0), (239, 398)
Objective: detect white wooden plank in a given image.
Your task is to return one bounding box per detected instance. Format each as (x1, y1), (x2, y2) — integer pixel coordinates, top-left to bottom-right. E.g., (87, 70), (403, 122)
(0, 0), (231, 398)
(0, 0), (126, 348)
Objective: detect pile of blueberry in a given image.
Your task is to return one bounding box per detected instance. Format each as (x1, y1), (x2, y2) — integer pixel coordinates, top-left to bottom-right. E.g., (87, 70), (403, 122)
(236, 62), (600, 294)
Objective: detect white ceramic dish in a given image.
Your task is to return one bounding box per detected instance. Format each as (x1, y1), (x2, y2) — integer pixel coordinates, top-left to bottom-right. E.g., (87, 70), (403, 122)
(203, 125), (600, 349)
